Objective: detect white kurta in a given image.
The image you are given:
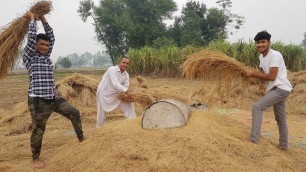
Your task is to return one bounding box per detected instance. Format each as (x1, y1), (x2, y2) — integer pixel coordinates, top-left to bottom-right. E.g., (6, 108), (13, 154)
(96, 66), (136, 127)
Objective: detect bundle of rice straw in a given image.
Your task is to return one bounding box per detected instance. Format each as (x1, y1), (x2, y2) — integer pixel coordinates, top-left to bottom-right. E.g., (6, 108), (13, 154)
(0, 1), (52, 78)
(182, 50), (251, 80)
(118, 92), (156, 107)
(181, 50), (264, 107)
(56, 73), (100, 107)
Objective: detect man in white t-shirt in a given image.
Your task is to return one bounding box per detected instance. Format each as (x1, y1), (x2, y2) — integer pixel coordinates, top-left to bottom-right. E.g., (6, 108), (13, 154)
(96, 57), (136, 127)
(244, 30), (292, 150)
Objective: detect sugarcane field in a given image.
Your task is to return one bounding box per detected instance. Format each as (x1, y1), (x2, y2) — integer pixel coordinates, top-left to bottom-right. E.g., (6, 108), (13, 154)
(1, 0), (306, 171)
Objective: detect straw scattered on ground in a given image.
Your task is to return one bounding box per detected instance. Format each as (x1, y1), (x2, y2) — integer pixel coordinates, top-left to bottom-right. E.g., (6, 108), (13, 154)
(0, 72), (306, 171)
(2, 111), (306, 171)
(136, 75), (148, 88)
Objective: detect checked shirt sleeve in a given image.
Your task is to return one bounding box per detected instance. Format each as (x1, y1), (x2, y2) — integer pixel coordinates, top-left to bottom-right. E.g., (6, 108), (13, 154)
(23, 20), (37, 68)
(43, 22), (55, 58)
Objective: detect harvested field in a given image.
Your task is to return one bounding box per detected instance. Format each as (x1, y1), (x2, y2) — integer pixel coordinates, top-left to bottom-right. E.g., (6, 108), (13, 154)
(0, 70), (306, 171)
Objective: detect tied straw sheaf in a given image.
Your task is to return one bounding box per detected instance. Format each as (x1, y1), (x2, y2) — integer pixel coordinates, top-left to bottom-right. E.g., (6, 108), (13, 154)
(0, 1), (52, 78)
(181, 50), (264, 106)
(118, 75), (155, 106)
(118, 92), (156, 107)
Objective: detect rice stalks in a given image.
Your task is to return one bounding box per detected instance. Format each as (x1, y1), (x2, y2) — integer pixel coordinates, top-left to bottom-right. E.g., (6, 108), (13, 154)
(0, 1), (52, 78)
(56, 73), (100, 107)
(118, 93), (156, 107)
(181, 50), (264, 108)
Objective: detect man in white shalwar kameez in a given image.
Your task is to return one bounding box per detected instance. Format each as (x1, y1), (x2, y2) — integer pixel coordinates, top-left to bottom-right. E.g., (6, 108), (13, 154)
(96, 57), (136, 127)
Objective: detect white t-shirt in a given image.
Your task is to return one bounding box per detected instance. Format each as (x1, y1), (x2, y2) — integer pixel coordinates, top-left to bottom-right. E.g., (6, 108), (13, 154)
(259, 49), (292, 92)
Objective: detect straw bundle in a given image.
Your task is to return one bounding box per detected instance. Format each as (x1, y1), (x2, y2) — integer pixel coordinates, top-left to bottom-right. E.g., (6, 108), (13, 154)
(118, 92), (156, 107)
(56, 73), (100, 107)
(181, 50), (264, 107)
(0, 1), (52, 78)
(182, 50), (253, 80)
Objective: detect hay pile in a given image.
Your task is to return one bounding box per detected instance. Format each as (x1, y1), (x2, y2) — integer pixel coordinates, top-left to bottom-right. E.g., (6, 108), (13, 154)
(1, 72), (306, 171)
(181, 50), (264, 107)
(2, 111), (306, 171)
(287, 70), (306, 115)
(0, 1), (52, 78)
(0, 73), (100, 136)
(56, 73), (100, 108)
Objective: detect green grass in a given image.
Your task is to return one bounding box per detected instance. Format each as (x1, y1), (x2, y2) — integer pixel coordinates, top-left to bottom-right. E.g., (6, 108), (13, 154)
(128, 40), (306, 77)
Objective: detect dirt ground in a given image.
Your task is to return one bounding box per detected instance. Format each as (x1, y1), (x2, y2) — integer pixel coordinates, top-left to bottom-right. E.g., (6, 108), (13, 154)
(0, 71), (306, 171)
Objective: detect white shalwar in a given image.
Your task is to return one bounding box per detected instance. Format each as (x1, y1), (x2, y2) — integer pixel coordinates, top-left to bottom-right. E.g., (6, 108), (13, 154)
(96, 65), (136, 127)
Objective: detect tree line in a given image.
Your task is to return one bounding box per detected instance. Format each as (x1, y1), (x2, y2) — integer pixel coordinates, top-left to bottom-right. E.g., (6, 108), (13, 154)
(78, 0), (245, 65)
(15, 50), (111, 69)
(55, 51), (112, 68)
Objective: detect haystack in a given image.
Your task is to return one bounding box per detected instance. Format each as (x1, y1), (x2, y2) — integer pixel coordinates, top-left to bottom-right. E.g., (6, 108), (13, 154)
(0, 73), (100, 134)
(3, 111), (306, 171)
(56, 73), (100, 108)
(181, 50), (264, 107)
(0, 1), (52, 78)
(1, 71), (306, 171)
(287, 70), (306, 115)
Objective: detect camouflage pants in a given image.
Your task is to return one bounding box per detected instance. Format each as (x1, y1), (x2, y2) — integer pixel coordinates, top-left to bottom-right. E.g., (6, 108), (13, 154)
(28, 96), (83, 160)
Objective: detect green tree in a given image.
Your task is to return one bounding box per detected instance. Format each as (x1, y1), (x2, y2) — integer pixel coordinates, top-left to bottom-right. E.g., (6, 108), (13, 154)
(123, 0), (176, 48)
(78, 0), (118, 65)
(180, 1), (207, 46)
(93, 51), (112, 66)
(152, 37), (177, 49)
(78, 0), (176, 64)
(56, 57), (72, 68)
(67, 53), (80, 67)
(169, 0), (244, 46)
(301, 32), (306, 52)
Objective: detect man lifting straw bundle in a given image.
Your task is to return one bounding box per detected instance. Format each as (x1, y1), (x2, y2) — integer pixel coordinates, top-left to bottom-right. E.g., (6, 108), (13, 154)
(181, 50), (264, 107)
(0, 1), (52, 78)
(1, 1), (85, 169)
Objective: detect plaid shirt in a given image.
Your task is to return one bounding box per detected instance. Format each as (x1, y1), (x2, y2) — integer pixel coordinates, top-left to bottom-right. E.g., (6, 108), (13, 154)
(23, 20), (56, 99)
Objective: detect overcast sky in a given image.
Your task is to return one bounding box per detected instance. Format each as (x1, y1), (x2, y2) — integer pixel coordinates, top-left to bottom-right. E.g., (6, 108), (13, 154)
(1, 0), (305, 61)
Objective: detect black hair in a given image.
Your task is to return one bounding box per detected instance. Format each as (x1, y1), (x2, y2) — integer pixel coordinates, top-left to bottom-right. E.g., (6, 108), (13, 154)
(36, 33), (50, 42)
(254, 30), (271, 41)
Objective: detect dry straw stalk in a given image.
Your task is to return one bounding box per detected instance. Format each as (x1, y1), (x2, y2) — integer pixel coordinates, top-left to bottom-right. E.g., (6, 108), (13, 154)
(0, 1), (52, 78)
(118, 92), (156, 107)
(181, 50), (264, 107)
